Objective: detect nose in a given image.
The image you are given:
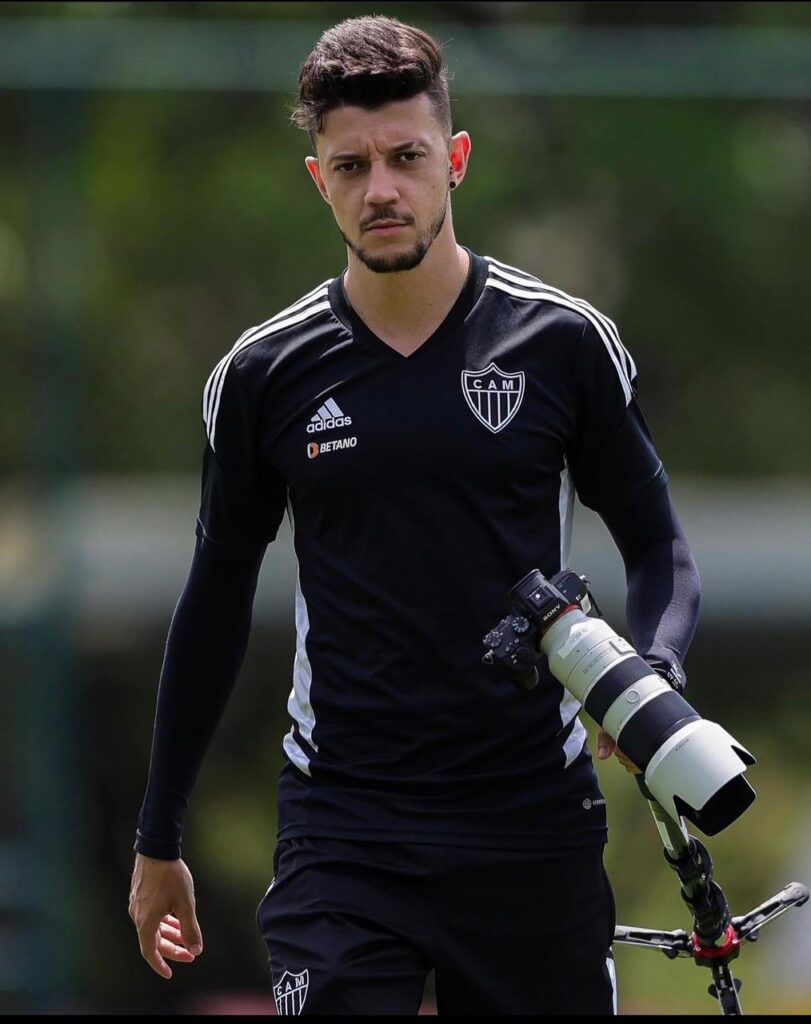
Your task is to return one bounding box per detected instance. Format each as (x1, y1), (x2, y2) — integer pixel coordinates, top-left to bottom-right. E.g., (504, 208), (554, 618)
(364, 158), (400, 207)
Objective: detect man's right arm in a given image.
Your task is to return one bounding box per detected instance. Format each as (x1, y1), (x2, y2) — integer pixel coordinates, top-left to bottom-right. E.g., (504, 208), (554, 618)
(134, 530), (266, 859)
(129, 530), (266, 976)
(136, 353), (284, 856)
(130, 354), (284, 977)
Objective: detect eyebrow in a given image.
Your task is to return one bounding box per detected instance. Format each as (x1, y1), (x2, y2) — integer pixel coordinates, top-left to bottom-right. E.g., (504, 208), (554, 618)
(329, 140), (427, 165)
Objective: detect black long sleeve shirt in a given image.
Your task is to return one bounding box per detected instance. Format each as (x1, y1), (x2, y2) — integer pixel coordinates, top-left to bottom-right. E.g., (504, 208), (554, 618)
(135, 252), (701, 859)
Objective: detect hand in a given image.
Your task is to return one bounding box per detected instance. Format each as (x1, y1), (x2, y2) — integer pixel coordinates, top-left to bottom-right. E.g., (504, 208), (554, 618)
(128, 854), (203, 979)
(596, 728), (641, 774)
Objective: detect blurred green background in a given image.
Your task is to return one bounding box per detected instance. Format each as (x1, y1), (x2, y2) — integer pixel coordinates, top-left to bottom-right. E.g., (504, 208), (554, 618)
(1, 0), (810, 1015)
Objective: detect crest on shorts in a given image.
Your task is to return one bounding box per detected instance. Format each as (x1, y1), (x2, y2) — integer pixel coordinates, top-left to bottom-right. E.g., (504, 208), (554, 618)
(461, 363), (525, 433)
(274, 969), (309, 1015)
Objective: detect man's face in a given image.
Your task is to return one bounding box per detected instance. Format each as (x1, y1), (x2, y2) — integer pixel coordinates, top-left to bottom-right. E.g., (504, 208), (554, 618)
(306, 94), (465, 274)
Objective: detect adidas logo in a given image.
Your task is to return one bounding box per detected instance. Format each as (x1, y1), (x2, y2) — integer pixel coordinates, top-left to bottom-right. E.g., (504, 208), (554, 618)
(306, 397), (352, 433)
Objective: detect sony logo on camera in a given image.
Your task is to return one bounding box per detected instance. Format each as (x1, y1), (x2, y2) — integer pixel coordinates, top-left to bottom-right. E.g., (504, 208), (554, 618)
(540, 599), (565, 623)
(307, 415), (352, 433)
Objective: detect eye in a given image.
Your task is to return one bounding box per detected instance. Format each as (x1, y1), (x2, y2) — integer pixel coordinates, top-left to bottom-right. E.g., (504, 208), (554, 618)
(395, 152), (422, 164)
(335, 161), (361, 173)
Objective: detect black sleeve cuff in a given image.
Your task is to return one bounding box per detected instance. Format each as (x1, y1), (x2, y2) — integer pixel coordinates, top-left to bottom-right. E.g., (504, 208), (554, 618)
(642, 649), (687, 694)
(134, 830), (181, 861)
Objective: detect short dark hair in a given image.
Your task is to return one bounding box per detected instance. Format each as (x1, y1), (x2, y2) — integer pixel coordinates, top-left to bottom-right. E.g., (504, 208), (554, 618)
(292, 15), (452, 140)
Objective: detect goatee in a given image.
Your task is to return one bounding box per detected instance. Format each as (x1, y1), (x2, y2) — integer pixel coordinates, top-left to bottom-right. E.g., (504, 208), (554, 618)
(341, 202), (448, 274)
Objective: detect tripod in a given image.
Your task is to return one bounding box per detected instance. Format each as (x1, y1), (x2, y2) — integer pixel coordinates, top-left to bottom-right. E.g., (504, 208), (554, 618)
(613, 777), (809, 1015)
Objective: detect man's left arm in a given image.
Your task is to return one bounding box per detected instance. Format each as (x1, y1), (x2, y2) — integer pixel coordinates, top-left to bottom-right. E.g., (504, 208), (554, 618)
(567, 320), (701, 767)
(569, 339), (702, 677)
(594, 479), (701, 769)
(600, 477), (701, 693)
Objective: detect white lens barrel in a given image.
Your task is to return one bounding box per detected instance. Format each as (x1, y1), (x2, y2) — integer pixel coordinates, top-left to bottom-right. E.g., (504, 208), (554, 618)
(540, 608), (755, 835)
(600, 671), (673, 739)
(542, 615), (629, 697)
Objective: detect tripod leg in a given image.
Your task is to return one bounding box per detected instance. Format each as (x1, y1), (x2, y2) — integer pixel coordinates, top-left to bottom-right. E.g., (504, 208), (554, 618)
(709, 964), (743, 1015)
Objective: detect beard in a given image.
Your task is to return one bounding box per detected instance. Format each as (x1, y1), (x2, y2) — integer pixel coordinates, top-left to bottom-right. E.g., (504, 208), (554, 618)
(340, 199), (449, 274)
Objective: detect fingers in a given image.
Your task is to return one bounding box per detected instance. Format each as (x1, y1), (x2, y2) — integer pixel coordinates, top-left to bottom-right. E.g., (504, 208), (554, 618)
(159, 943), (196, 964)
(596, 729), (641, 773)
(596, 729), (616, 760)
(175, 903), (204, 957)
(159, 916), (198, 959)
(136, 916), (200, 978)
(129, 856), (204, 978)
(158, 923), (197, 964)
(137, 914), (174, 979)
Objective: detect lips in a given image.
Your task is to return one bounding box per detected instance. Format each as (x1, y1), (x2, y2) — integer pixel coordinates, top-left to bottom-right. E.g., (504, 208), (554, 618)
(363, 219), (410, 232)
(367, 224), (407, 235)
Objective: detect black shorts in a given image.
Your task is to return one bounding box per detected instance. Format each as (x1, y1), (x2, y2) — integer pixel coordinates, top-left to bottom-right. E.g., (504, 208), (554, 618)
(256, 837), (617, 1015)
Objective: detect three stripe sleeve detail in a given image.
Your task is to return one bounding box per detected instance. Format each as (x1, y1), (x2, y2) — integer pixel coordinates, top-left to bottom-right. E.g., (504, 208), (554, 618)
(485, 257), (636, 405)
(202, 260), (636, 450)
(202, 283), (331, 451)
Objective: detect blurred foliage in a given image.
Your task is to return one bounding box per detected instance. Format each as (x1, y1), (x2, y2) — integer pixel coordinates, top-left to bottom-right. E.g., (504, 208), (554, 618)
(4, 1), (811, 29)
(1, 4), (810, 479)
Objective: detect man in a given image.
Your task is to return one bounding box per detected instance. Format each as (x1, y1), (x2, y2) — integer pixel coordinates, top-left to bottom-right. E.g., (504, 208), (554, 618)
(129, 14), (701, 1015)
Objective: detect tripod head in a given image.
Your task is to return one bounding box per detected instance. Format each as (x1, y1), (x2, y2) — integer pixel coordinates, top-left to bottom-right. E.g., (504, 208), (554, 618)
(618, 773), (809, 1015)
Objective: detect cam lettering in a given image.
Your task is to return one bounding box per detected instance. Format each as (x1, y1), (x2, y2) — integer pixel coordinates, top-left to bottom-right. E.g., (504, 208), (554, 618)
(472, 379), (516, 391)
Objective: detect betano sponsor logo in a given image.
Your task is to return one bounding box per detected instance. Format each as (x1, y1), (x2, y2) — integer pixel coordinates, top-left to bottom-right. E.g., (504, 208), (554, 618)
(307, 436), (357, 459)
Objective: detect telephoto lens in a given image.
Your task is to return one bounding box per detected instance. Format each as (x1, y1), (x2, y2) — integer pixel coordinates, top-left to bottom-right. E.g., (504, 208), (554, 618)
(486, 570), (756, 836)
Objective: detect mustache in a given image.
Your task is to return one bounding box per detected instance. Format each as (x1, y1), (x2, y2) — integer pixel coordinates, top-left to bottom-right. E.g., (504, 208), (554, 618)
(360, 209), (414, 230)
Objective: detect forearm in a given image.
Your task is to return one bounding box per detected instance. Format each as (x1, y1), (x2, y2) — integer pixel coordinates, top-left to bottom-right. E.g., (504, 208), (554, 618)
(134, 531), (265, 859)
(601, 485), (701, 678)
(624, 533), (701, 667)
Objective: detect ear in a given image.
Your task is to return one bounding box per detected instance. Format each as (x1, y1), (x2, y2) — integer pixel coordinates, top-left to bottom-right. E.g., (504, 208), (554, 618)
(448, 131), (472, 187)
(305, 156), (331, 204)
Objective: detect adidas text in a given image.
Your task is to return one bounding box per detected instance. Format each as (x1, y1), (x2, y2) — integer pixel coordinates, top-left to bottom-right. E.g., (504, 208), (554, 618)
(307, 415), (352, 434)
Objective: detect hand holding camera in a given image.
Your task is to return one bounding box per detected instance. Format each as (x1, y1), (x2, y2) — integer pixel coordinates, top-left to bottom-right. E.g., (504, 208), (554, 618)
(482, 568), (755, 836)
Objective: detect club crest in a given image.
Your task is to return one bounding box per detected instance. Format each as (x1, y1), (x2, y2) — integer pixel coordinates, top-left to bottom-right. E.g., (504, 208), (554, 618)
(274, 969), (309, 1015)
(461, 363), (525, 433)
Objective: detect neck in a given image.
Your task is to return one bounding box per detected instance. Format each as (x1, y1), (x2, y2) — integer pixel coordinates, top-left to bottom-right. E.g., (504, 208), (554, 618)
(343, 220), (469, 348)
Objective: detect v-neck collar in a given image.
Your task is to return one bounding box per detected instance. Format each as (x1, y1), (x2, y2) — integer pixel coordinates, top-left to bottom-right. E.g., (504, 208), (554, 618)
(328, 249), (489, 360)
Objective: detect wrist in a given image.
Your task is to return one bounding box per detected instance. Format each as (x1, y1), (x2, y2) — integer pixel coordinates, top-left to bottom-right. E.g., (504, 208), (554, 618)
(134, 829), (182, 861)
(643, 649), (686, 694)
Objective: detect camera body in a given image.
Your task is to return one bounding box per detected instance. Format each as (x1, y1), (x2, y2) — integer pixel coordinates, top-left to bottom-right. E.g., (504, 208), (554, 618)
(482, 568), (596, 689)
(482, 569), (756, 836)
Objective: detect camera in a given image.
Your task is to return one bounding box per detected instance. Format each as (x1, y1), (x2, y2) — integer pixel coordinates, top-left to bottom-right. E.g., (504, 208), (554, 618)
(482, 569), (756, 836)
